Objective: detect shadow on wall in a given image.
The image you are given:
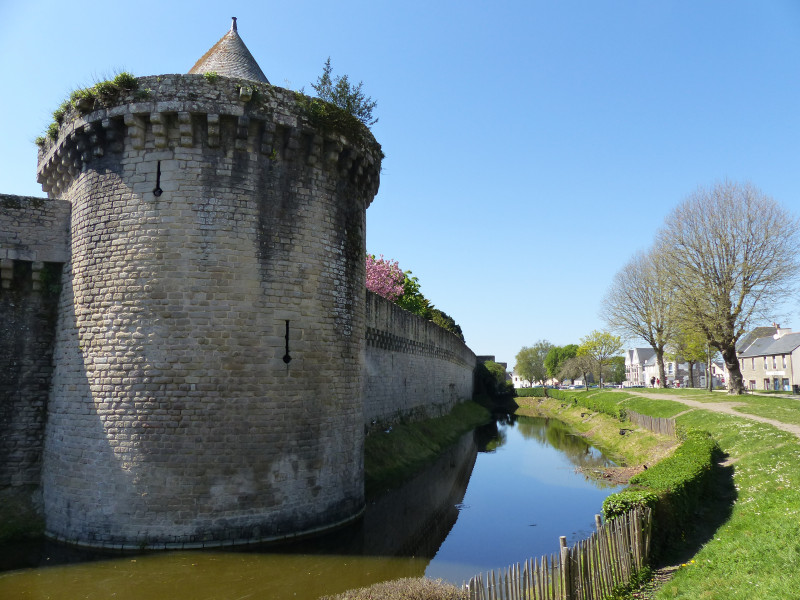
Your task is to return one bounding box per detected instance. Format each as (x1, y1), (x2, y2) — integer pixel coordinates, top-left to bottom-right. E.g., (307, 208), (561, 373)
(0, 261), (63, 541)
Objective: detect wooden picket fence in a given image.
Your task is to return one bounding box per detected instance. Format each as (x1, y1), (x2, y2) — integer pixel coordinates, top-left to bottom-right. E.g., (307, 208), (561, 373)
(464, 507), (652, 600)
(627, 410), (676, 437)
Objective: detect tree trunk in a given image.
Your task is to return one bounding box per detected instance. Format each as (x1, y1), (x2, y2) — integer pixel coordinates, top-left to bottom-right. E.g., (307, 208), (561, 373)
(598, 363), (603, 388)
(721, 345), (745, 394)
(656, 348), (667, 388)
(688, 360), (695, 388)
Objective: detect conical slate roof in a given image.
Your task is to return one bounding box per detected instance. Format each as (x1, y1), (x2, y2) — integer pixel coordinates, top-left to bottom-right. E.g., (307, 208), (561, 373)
(189, 18), (269, 84)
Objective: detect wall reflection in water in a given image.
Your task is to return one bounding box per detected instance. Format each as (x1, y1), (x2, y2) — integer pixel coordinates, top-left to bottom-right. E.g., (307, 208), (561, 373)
(0, 415), (622, 599)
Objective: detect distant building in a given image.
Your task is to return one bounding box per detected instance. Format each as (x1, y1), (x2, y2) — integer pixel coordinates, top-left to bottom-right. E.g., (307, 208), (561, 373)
(624, 346), (719, 388)
(511, 373), (531, 388)
(737, 326), (800, 392)
(624, 348), (655, 387)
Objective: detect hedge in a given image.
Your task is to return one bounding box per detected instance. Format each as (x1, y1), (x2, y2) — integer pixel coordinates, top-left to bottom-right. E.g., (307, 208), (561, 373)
(602, 429), (720, 556)
(547, 388), (627, 420)
(515, 387), (547, 397)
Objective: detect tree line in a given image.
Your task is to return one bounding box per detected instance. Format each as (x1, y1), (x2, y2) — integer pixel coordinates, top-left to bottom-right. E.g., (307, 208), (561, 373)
(515, 331), (625, 389)
(516, 181), (800, 395)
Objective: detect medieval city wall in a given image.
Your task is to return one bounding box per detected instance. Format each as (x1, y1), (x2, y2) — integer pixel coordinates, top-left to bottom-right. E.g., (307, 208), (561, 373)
(364, 291), (477, 427)
(36, 74), (380, 548)
(0, 195), (69, 533)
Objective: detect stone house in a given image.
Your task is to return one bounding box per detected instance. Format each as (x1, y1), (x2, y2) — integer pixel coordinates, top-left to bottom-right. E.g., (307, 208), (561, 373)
(738, 327), (800, 392)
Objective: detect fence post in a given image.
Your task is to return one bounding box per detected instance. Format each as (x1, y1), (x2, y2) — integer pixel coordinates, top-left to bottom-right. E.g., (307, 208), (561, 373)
(560, 536), (571, 600)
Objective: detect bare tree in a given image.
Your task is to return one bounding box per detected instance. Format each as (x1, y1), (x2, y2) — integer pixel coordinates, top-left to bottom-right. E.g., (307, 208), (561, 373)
(656, 181), (800, 394)
(559, 355), (594, 388)
(601, 249), (676, 388)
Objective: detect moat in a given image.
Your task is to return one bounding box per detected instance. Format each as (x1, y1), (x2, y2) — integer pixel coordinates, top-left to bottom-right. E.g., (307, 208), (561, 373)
(0, 414), (622, 599)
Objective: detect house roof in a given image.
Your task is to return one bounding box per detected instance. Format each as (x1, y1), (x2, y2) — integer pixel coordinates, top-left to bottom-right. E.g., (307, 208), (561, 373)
(631, 347), (656, 365)
(188, 18), (269, 84)
(738, 326), (778, 353)
(739, 332), (800, 358)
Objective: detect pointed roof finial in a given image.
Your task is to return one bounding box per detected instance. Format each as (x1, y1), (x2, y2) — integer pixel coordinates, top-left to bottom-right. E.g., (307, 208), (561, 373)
(188, 18), (269, 84)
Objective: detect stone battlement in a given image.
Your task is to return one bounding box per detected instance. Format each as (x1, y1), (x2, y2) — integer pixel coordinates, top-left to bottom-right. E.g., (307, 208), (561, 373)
(0, 194), (70, 264)
(37, 75), (381, 202)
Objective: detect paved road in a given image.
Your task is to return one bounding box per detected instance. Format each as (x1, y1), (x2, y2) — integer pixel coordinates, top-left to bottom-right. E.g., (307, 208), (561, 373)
(627, 391), (800, 439)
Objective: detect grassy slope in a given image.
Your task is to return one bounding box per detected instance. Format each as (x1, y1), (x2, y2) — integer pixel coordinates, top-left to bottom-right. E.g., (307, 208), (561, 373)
(515, 395), (678, 467)
(535, 389), (800, 600)
(364, 401), (491, 496)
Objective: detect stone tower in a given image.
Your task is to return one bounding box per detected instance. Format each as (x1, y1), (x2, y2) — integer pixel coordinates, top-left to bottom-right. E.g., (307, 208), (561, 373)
(36, 19), (381, 548)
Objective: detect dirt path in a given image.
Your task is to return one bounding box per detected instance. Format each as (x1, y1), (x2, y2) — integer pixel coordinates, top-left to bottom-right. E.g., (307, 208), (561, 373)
(627, 391), (800, 439)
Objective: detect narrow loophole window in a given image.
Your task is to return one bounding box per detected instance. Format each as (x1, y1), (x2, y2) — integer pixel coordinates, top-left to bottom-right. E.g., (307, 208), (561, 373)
(283, 320), (292, 364)
(153, 161), (163, 197)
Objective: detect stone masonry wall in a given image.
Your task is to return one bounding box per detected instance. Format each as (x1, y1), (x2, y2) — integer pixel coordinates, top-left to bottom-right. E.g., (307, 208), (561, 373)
(364, 291), (476, 427)
(37, 74), (381, 548)
(0, 194), (69, 533)
(0, 194), (71, 264)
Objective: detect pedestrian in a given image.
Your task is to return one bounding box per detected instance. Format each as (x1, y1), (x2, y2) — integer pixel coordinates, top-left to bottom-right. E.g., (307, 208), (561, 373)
(650, 376), (655, 388)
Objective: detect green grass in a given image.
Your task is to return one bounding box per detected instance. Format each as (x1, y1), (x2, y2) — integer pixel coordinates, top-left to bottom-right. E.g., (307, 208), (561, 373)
(731, 394), (800, 426)
(534, 388), (800, 598)
(632, 388), (722, 402)
(364, 401), (491, 496)
(656, 433), (800, 599)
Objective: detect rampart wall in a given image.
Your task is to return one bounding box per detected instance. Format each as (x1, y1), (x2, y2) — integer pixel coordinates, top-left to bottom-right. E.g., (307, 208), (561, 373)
(35, 74), (380, 548)
(0, 76), (475, 543)
(364, 291), (476, 427)
(0, 195), (69, 531)
(0, 194), (71, 263)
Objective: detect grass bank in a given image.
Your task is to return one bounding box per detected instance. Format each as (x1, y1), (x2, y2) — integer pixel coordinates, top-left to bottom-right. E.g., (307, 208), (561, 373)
(531, 389), (800, 599)
(364, 401), (491, 496)
(515, 395), (678, 467)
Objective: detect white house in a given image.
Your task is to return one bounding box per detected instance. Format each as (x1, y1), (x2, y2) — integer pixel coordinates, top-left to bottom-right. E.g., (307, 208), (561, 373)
(624, 346), (718, 388)
(624, 348), (657, 387)
(511, 373), (532, 388)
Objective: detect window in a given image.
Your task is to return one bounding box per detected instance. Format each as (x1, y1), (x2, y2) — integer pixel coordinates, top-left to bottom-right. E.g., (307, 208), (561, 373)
(783, 355), (787, 368)
(752, 357), (755, 370)
(749, 380), (756, 390)
(782, 378), (790, 392)
(764, 379), (770, 390)
(773, 356), (777, 369)
(764, 357), (769, 369)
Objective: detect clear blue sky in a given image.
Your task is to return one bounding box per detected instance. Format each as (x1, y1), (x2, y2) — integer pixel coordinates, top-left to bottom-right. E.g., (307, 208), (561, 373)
(2, 1), (799, 367)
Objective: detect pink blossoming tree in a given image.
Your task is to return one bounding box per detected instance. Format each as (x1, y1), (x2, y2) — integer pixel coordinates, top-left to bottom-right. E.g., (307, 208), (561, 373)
(365, 253), (404, 301)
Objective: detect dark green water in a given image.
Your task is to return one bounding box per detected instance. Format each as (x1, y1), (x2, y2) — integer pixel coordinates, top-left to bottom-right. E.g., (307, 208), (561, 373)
(0, 415), (622, 599)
